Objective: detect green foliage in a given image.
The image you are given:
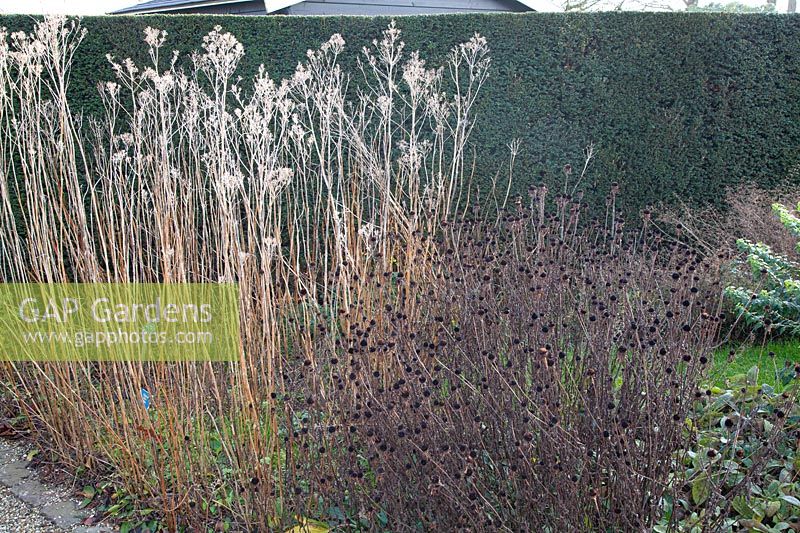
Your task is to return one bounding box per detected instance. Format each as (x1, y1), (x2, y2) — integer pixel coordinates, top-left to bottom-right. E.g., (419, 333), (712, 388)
(659, 371), (800, 532)
(0, 13), (798, 217)
(725, 202), (800, 336)
(712, 342), (800, 389)
(774, 203), (800, 244)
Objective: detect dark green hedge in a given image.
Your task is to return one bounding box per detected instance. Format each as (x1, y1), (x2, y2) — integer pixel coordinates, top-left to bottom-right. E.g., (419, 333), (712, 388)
(1, 12), (799, 216)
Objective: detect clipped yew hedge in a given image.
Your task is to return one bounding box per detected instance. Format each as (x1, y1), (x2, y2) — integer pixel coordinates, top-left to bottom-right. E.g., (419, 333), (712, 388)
(1, 12), (799, 216)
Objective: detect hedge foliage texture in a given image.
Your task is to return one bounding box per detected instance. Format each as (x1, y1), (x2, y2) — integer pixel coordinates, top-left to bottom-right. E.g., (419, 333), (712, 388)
(1, 12), (799, 216)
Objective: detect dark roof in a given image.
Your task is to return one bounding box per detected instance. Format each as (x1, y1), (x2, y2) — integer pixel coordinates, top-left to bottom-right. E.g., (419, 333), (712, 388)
(112, 0), (561, 15)
(111, 0), (256, 14)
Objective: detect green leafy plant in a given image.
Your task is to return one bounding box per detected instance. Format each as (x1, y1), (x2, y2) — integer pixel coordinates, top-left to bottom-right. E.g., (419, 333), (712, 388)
(725, 202), (800, 337)
(660, 368), (800, 532)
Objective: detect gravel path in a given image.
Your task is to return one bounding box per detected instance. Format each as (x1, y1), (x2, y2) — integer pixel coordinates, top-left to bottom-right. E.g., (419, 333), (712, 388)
(0, 482), (62, 533)
(0, 438), (113, 533)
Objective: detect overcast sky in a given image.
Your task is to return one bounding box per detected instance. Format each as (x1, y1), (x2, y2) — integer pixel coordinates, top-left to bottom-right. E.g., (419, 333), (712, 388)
(0, 0), (139, 14)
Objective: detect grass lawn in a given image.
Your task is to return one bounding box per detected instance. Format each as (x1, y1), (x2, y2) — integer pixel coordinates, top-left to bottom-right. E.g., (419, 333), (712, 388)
(711, 340), (799, 389)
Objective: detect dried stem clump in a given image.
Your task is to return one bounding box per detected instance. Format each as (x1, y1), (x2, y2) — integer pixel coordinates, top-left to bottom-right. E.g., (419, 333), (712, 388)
(0, 17), (490, 530)
(287, 195), (724, 530)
